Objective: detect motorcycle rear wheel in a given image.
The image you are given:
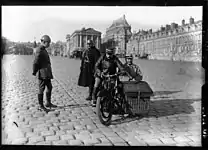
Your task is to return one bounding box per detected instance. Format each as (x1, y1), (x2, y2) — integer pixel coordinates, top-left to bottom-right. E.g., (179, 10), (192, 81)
(96, 96), (112, 126)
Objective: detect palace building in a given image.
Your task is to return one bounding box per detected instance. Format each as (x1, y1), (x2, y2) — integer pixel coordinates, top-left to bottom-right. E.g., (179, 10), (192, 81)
(102, 15), (132, 55)
(66, 27), (101, 56)
(127, 17), (202, 62)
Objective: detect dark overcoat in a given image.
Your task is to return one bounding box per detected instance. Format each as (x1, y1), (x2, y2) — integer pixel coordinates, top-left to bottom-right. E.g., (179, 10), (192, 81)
(32, 45), (53, 79)
(78, 47), (100, 87)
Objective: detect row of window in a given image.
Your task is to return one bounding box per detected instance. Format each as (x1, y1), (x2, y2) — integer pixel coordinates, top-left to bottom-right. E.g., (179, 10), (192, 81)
(140, 44), (201, 54)
(140, 25), (201, 40)
(139, 41), (201, 51)
(141, 33), (202, 50)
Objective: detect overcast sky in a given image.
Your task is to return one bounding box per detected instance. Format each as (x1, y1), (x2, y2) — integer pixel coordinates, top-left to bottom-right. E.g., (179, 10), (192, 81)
(2, 6), (202, 42)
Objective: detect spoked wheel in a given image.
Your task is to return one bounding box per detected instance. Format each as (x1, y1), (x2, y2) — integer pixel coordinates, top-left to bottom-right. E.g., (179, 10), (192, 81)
(96, 96), (112, 126)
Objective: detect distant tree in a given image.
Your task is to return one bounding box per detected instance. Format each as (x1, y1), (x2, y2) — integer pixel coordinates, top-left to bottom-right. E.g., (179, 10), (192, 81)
(50, 41), (66, 56)
(34, 41), (37, 48)
(2, 37), (14, 55)
(66, 34), (70, 41)
(1, 37), (6, 57)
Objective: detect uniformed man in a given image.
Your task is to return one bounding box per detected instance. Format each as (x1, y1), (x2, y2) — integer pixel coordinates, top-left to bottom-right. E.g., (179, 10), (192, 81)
(78, 40), (101, 101)
(92, 48), (125, 107)
(123, 54), (143, 81)
(32, 35), (57, 113)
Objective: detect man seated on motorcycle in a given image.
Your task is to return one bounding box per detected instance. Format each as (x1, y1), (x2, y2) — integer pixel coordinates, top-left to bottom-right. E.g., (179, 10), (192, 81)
(91, 48), (126, 107)
(123, 54), (143, 82)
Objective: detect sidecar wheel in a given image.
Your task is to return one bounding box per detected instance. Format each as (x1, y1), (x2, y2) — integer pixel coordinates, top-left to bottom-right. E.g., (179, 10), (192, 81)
(96, 96), (112, 126)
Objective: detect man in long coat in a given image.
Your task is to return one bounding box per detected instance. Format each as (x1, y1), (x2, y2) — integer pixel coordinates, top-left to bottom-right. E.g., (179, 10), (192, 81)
(78, 40), (101, 101)
(32, 35), (57, 113)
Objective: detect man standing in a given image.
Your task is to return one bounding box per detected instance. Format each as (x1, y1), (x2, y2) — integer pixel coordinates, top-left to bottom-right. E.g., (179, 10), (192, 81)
(32, 35), (57, 113)
(78, 40), (101, 101)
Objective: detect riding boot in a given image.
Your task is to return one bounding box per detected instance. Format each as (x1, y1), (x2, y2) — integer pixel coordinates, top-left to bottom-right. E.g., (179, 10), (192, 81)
(91, 87), (99, 107)
(45, 92), (57, 108)
(86, 86), (93, 101)
(38, 94), (50, 113)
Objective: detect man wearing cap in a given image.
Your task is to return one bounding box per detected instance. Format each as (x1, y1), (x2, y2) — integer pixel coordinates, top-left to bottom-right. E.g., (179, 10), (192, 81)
(123, 54), (143, 81)
(78, 40), (101, 101)
(91, 48), (125, 106)
(32, 35), (57, 113)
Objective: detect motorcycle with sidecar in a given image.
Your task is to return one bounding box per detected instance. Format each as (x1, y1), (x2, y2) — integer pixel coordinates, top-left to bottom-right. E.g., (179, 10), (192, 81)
(96, 71), (154, 126)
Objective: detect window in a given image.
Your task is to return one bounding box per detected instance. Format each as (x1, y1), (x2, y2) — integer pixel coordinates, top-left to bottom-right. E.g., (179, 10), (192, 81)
(179, 37), (182, 44)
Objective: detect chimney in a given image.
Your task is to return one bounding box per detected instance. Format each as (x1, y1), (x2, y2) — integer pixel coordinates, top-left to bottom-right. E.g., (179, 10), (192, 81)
(123, 14), (125, 19)
(189, 17), (194, 24)
(171, 23), (176, 30)
(160, 26), (165, 31)
(165, 24), (171, 30)
(182, 19), (185, 26)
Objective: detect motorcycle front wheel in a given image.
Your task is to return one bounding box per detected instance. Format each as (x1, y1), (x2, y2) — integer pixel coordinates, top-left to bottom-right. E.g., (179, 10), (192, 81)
(96, 96), (112, 126)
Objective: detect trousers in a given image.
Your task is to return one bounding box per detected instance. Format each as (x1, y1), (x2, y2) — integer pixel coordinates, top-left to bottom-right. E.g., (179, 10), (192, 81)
(94, 77), (101, 88)
(38, 79), (53, 94)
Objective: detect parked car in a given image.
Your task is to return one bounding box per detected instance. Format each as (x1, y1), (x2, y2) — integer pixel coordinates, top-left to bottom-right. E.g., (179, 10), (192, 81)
(70, 49), (83, 59)
(138, 53), (149, 59)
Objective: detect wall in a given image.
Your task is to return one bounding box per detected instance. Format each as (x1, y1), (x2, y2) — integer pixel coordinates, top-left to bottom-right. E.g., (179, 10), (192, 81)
(127, 20), (202, 62)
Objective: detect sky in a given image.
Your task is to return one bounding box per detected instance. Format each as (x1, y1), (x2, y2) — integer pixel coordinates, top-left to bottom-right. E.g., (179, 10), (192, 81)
(2, 6), (202, 43)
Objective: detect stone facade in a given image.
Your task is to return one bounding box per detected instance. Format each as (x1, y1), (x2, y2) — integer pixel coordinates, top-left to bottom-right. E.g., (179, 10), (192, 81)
(102, 15), (132, 55)
(127, 17), (202, 62)
(66, 28), (101, 56)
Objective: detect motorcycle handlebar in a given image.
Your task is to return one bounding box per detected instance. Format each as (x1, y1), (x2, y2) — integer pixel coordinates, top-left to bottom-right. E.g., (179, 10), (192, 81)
(101, 71), (131, 78)
(101, 72), (121, 78)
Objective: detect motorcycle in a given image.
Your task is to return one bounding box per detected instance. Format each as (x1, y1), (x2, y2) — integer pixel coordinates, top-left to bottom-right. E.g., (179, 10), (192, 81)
(96, 71), (153, 126)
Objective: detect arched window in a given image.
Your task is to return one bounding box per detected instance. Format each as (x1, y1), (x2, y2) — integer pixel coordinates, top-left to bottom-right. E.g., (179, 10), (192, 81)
(183, 36), (187, 44)
(179, 36), (182, 44)
(184, 36), (188, 43)
(188, 35), (191, 43)
(178, 37), (180, 45)
(170, 38), (173, 45)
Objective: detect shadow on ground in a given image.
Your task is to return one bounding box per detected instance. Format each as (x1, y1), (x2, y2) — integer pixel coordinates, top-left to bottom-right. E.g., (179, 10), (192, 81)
(110, 98), (200, 125)
(57, 103), (91, 109)
(148, 98), (200, 117)
(153, 90), (182, 96)
(54, 90), (200, 126)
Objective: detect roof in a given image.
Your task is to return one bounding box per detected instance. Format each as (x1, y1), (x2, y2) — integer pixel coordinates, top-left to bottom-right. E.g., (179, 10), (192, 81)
(108, 15), (130, 29)
(72, 28), (101, 37)
(107, 27), (124, 35)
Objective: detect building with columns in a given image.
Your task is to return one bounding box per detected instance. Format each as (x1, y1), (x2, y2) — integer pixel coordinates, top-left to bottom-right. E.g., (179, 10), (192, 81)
(102, 15), (132, 55)
(127, 17), (202, 62)
(66, 28), (101, 56)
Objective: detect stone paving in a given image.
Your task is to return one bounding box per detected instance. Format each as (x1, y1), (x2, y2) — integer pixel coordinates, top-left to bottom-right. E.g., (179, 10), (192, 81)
(2, 55), (202, 146)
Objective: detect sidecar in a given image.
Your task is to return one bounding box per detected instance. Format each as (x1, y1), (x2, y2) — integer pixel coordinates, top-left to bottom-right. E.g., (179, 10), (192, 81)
(122, 80), (154, 115)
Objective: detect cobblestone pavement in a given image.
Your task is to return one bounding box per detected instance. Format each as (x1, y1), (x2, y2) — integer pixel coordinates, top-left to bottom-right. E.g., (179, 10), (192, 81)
(2, 55), (202, 146)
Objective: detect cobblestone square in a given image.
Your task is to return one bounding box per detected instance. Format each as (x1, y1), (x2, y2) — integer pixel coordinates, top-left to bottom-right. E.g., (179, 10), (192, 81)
(2, 55), (202, 146)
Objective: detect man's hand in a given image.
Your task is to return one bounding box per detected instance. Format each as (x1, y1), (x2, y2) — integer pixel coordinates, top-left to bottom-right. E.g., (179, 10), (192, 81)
(96, 70), (101, 77)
